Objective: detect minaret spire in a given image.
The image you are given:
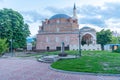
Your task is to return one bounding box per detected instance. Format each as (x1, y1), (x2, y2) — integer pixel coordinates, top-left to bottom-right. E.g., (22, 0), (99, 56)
(74, 3), (76, 10)
(73, 3), (77, 19)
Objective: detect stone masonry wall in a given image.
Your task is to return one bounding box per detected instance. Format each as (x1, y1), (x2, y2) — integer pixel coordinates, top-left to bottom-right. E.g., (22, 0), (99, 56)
(36, 33), (78, 50)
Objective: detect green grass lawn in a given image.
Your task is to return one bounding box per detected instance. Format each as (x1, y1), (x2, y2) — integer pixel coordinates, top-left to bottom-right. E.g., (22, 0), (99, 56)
(51, 50), (120, 74)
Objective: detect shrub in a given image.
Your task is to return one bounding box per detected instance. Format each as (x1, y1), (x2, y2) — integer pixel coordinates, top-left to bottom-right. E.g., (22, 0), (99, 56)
(0, 39), (8, 56)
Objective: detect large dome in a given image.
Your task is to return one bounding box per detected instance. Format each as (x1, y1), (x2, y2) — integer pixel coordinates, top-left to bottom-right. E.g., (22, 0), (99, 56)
(49, 14), (70, 20)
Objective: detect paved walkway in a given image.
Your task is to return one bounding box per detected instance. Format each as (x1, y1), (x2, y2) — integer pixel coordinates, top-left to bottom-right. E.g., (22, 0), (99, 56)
(0, 57), (120, 80)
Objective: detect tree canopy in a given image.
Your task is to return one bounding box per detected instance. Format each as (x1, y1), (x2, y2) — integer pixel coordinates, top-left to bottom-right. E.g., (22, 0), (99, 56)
(110, 36), (120, 44)
(97, 29), (112, 50)
(0, 8), (30, 49)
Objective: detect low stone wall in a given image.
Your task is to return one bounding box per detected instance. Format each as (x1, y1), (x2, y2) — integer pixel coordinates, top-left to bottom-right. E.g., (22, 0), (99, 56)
(82, 44), (101, 51)
(70, 44), (101, 51)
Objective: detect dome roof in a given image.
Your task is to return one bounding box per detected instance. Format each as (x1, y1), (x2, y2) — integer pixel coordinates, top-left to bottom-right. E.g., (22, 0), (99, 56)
(81, 26), (92, 29)
(49, 14), (70, 20)
(80, 26), (96, 32)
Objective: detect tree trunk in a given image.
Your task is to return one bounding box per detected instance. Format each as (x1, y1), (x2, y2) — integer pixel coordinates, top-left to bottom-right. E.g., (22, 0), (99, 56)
(101, 44), (104, 50)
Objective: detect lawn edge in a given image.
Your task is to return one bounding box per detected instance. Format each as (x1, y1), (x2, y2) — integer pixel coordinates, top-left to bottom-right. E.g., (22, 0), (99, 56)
(49, 65), (120, 77)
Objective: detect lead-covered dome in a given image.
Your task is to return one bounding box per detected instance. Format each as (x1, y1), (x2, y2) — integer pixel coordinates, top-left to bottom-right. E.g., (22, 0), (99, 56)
(49, 14), (70, 20)
(80, 26), (96, 32)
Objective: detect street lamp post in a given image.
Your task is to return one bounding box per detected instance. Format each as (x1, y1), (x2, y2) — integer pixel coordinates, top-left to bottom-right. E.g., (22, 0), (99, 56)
(10, 39), (13, 57)
(78, 31), (81, 57)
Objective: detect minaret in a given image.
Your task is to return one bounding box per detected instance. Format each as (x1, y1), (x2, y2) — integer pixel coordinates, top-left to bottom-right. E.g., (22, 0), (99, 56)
(73, 3), (77, 19)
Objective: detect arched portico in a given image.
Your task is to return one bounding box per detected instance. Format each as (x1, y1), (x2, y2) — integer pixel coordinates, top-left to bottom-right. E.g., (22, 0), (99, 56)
(79, 27), (96, 45)
(81, 32), (96, 45)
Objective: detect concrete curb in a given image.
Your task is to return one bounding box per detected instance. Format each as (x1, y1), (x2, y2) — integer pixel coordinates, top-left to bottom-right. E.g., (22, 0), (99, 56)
(49, 65), (120, 77)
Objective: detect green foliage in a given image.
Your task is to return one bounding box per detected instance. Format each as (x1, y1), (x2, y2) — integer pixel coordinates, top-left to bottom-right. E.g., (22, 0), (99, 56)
(110, 36), (120, 44)
(0, 39), (8, 56)
(32, 37), (36, 47)
(113, 46), (120, 53)
(110, 36), (118, 44)
(118, 37), (120, 44)
(97, 29), (112, 50)
(0, 8), (30, 49)
(51, 50), (120, 74)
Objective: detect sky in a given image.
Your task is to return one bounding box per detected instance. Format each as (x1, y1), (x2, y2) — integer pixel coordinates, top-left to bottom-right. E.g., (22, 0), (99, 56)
(0, 0), (120, 36)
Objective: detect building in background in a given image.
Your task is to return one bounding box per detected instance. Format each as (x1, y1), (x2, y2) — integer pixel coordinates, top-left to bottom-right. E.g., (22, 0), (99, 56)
(26, 37), (34, 51)
(36, 4), (101, 51)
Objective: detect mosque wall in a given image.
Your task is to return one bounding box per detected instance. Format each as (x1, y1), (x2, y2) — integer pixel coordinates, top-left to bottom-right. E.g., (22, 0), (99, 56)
(36, 33), (78, 51)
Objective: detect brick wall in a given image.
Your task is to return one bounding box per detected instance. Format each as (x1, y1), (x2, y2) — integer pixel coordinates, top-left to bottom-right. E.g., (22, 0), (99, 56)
(36, 33), (78, 50)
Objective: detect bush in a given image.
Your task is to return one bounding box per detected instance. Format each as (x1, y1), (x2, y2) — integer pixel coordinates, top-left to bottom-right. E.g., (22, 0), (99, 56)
(0, 39), (8, 56)
(113, 46), (120, 53)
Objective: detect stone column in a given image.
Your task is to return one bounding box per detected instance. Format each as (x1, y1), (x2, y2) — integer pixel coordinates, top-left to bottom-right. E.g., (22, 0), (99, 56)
(61, 42), (64, 53)
(58, 42), (67, 57)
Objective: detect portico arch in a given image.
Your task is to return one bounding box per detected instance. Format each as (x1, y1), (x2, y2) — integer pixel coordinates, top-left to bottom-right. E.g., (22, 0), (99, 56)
(81, 32), (96, 45)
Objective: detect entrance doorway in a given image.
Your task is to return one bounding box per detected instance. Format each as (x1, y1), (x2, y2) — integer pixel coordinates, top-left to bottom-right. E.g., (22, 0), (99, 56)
(47, 46), (50, 51)
(81, 34), (93, 45)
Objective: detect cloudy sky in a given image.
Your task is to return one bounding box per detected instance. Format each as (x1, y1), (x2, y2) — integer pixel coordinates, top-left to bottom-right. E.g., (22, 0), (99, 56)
(0, 0), (120, 36)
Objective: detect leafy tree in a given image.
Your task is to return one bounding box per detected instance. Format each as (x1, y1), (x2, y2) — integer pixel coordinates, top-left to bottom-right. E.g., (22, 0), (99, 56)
(0, 8), (30, 49)
(97, 29), (112, 50)
(0, 39), (8, 56)
(118, 37), (120, 44)
(117, 36), (120, 44)
(110, 36), (120, 44)
(32, 37), (36, 48)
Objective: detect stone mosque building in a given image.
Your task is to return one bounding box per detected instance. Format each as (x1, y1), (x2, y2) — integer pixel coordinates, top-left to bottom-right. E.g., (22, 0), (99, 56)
(36, 4), (101, 51)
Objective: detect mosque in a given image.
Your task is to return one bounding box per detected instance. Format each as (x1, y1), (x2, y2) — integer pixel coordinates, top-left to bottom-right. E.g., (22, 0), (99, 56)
(36, 4), (101, 51)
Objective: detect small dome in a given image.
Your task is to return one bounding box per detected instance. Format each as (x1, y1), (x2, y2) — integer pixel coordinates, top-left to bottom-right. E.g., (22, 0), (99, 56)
(49, 14), (70, 20)
(80, 26), (95, 32)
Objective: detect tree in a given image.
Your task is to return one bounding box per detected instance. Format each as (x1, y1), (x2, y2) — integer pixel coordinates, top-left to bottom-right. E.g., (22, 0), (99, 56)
(0, 8), (30, 49)
(118, 37), (120, 44)
(97, 29), (112, 50)
(0, 39), (8, 56)
(32, 37), (37, 50)
(110, 36), (120, 44)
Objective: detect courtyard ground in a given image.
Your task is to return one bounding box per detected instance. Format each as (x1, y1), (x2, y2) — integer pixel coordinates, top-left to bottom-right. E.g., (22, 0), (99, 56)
(0, 56), (120, 80)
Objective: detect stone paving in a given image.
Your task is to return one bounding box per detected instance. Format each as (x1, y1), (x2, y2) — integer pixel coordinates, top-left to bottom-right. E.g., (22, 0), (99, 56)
(0, 57), (120, 80)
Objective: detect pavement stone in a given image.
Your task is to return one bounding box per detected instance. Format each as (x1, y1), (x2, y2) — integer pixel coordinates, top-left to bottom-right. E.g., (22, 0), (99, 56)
(0, 57), (120, 80)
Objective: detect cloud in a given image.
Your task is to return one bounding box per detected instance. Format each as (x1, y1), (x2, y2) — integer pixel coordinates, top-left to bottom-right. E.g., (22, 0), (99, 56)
(28, 21), (39, 36)
(79, 5), (101, 16)
(79, 17), (105, 27)
(45, 7), (65, 14)
(45, 5), (106, 27)
(100, 2), (120, 19)
(78, 2), (120, 28)
(45, 6), (73, 16)
(23, 2), (120, 29)
(105, 18), (120, 28)
(19, 2), (120, 35)
(20, 11), (48, 23)
(79, 2), (120, 19)
(77, 5), (106, 27)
